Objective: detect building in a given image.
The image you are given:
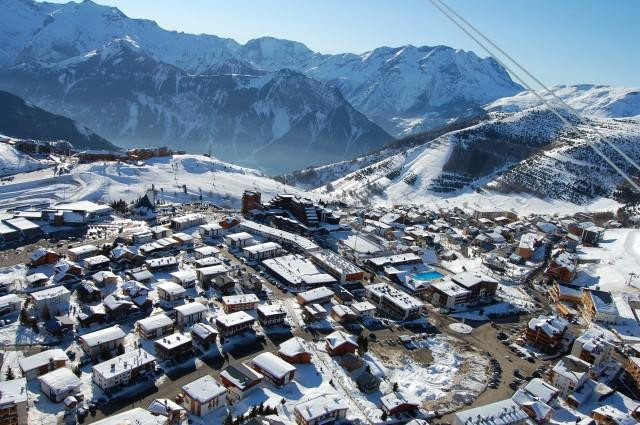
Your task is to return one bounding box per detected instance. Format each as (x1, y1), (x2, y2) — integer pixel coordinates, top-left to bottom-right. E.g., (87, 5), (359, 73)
(5, 218), (42, 241)
(0, 294), (21, 316)
(83, 255), (110, 272)
(452, 398), (529, 425)
(193, 245), (220, 260)
(546, 355), (591, 398)
(325, 330), (358, 356)
(249, 352), (296, 387)
(198, 223), (224, 239)
(190, 323), (218, 346)
(351, 301), (376, 318)
(170, 213), (206, 231)
(242, 242), (282, 261)
(92, 349), (156, 390)
(571, 329), (614, 367)
(365, 283), (423, 320)
(581, 289), (619, 325)
(38, 368), (82, 402)
(196, 264), (229, 286)
(331, 305), (356, 323)
(241, 191), (262, 214)
(626, 357), (640, 392)
(237, 220), (319, 252)
(278, 337), (312, 364)
(18, 349), (68, 380)
(450, 271), (499, 301)
(67, 244), (100, 262)
(181, 375), (227, 416)
(222, 294), (260, 313)
(29, 286), (71, 315)
(29, 248), (60, 267)
(170, 270), (197, 288)
(89, 407), (165, 425)
(156, 281), (187, 303)
(380, 392), (419, 416)
(154, 332), (193, 360)
(264, 255), (336, 289)
(511, 379), (560, 424)
(304, 304), (327, 322)
(219, 363), (264, 402)
(0, 378), (28, 425)
(224, 232), (254, 248)
(79, 325), (126, 357)
(425, 279), (471, 309)
(545, 251), (577, 283)
(216, 311), (255, 337)
(136, 314), (174, 339)
(516, 233), (538, 260)
(174, 302), (207, 327)
(145, 256), (179, 272)
(257, 304), (287, 326)
(296, 286), (335, 306)
(525, 315), (568, 353)
(367, 253), (422, 271)
(309, 250), (364, 283)
(293, 394), (348, 425)
(549, 282), (583, 305)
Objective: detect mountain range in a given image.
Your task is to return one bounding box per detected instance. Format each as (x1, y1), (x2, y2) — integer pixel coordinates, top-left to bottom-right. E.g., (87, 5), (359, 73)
(0, 0), (524, 173)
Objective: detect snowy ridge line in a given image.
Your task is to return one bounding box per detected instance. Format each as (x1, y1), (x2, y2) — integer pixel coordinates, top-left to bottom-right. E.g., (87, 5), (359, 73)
(430, 0), (640, 192)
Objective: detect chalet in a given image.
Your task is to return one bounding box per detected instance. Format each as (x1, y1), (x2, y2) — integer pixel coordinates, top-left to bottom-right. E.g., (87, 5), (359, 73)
(122, 280), (149, 297)
(76, 281), (102, 302)
(174, 302), (207, 327)
(77, 305), (106, 327)
(67, 244), (100, 262)
(355, 372), (381, 394)
(193, 245), (219, 260)
(331, 304), (356, 323)
(224, 232), (254, 248)
(38, 368), (82, 402)
(581, 289), (619, 325)
(150, 225), (172, 240)
(29, 248), (60, 266)
(257, 304), (287, 326)
(171, 213), (205, 231)
(571, 329), (614, 367)
(304, 304), (328, 322)
(132, 231), (153, 245)
(91, 270), (118, 287)
(196, 264), (228, 286)
(171, 232), (195, 250)
(242, 242), (282, 261)
(545, 251), (577, 283)
(296, 286), (334, 306)
(219, 363), (264, 402)
(29, 286), (70, 315)
(325, 330), (358, 356)
(199, 223), (225, 239)
(550, 282), (583, 305)
(381, 392), (419, 416)
(512, 379), (560, 424)
(181, 375), (227, 416)
(216, 311), (255, 337)
(213, 275), (238, 292)
(79, 325), (126, 357)
(52, 260), (83, 283)
(190, 323), (218, 346)
(222, 294), (259, 313)
(516, 233), (539, 260)
(278, 337), (312, 364)
(526, 315), (568, 353)
(0, 294), (21, 316)
(110, 245), (143, 267)
(194, 256), (223, 268)
(92, 349), (156, 391)
(0, 378), (28, 425)
(127, 268), (154, 284)
(156, 281), (187, 303)
(24, 272), (48, 288)
(44, 316), (74, 336)
(145, 256), (179, 272)
(136, 314), (174, 339)
(250, 352), (296, 387)
(19, 349), (68, 380)
(170, 270), (197, 288)
(293, 394), (348, 425)
(83, 255), (110, 272)
(155, 332), (193, 360)
(340, 353), (363, 373)
(350, 301), (376, 318)
(103, 295), (136, 320)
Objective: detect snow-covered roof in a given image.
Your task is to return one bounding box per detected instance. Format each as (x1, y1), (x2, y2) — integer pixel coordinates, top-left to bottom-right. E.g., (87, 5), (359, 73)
(196, 264), (228, 276)
(145, 256), (179, 268)
(453, 398), (528, 425)
(297, 286), (334, 303)
(194, 245), (220, 257)
(155, 332), (192, 350)
(351, 301), (376, 314)
(219, 363), (263, 389)
(226, 232), (254, 241)
(522, 378), (559, 403)
(93, 349), (155, 379)
(29, 247), (52, 261)
(30, 285), (70, 301)
(238, 220), (319, 251)
(80, 325), (126, 347)
(222, 293), (259, 306)
(0, 293), (21, 310)
(325, 330), (357, 350)
(528, 315), (567, 337)
(38, 367), (82, 392)
(169, 269), (197, 283)
(257, 304), (286, 317)
(381, 392), (418, 411)
(91, 408), (165, 425)
(147, 398), (184, 416)
(190, 323), (218, 339)
(216, 311), (254, 328)
(278, 337), (311, 358)
(511, 389), (552, 422)
(19, 348), (68, 372)
(0, 378), (27, 406)
(429, 278), (471, 297)
(5, 217), (40, 231)
(52, 201), (111, 213)
(368, 253), (421, 267)
(552, 355), (590, 383)
(518, 232), (538, 250)
(294, 393), (349, 421)
(310, 249), (362, 275)
(366, 283), (423, 311)
(182, 375), (225, 403)
(137, 314), (173, 332)
(250, 352), (295, 379)
(83, 254), (110, 266)
(243, 242), (281, 255)
(263, 254), (335, 286)
(174, 301), (207, 316)
(332, 304), (354, 318)
(68, 244), (99, 256)
(156, 281), (187, 296)
(451, 271), (498, 288)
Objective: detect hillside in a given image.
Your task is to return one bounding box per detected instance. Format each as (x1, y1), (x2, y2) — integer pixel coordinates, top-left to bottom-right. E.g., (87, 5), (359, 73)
(0, 90), (117, 151)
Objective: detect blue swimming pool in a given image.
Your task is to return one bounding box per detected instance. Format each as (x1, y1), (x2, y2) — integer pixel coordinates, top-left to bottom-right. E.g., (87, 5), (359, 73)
(412, 270), (444, 281)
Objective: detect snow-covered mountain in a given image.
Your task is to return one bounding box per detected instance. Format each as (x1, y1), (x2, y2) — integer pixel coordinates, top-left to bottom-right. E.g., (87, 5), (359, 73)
(0, 38), (391, 174)
(485, 85), (640, 118)
(0, 89), (117, 150)
(0, 0), (525, 164)
(310, 107), (640, 206)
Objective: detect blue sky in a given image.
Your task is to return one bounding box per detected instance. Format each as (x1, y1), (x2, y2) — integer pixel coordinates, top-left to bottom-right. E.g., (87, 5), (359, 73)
(42, 0), (639, 86)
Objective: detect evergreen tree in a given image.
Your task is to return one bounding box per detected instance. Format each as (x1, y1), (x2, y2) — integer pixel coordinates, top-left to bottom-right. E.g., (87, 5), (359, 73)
(381, 412), (388, 421)
(5, 367), (14, 380)
(392, 382), (399, 392)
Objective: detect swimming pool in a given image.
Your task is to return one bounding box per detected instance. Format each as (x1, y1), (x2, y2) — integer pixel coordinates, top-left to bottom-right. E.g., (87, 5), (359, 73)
(411, 270), (444, 281)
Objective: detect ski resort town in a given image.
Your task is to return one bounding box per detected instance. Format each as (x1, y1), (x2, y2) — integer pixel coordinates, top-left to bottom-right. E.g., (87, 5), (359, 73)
(0, 189), (639, 425)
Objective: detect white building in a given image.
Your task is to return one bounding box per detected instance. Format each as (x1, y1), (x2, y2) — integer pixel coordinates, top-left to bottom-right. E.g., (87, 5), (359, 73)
(79, 325), (126, 356)
(264, 254), (336, 289)
(242, 242), (282, 261)
(171, 213), (205, 231)
(193, 245), (219, 260)
(181, 375), (227, 416)
(351, 301), (376, 318)
(296, 286), (335, 305)
(309, 249), (364, 283)
(224, 232), (254, 248)
(0, 294), (21, 315)
(547, 355), (591, 398)
(156, 281), (187, 303)
(365, 282), (423, 320)
(90, 408), (164, 425)
(0, 378), (28, 425)
(174, 302), (207, 327)
(237, 220), (319, 252)
(29, 286), (71, 313)
(136, 314), (174, 339)
(571, 328), (614, 367)
(198, 223), (224, 239)
(452, 399), (529, 425)
(92, 349), (156, 390)
(38, 368), (82, 402)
